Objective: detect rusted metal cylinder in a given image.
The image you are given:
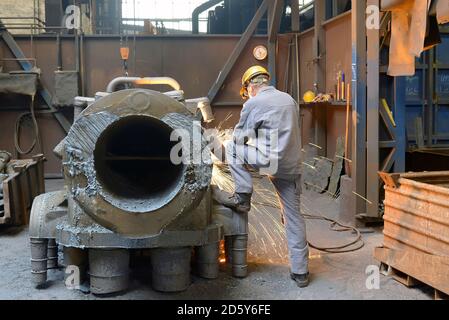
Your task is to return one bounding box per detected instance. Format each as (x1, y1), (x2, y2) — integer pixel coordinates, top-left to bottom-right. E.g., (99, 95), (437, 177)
(63, 247), (88, 283)
(30, 238), (48, 287)
(195, 242), (219, 279)
(151, 247), (191, 292)
(231, 234), (248, 278)
(88, 249), (130, 295)
(47, 239), (58, 269)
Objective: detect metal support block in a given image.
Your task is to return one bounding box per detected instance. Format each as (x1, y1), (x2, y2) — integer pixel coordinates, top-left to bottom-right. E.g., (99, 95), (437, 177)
(231, 235), (248, 278)
(195, 242), (220, 279)
(63, 247), (88, 284)
(30, 238), (48, 287)
(150, 247), (192, 292)
(47, 239), (58, 269)
(213, 205), (249, 278)
(88, 249), (130, 295)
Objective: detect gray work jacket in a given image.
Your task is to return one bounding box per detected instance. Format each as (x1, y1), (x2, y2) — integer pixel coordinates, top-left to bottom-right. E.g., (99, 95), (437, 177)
(233, 86), (302, 178)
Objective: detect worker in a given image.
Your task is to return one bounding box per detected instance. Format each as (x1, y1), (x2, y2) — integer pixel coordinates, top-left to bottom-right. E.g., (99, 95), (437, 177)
(214, 66), (310, 288)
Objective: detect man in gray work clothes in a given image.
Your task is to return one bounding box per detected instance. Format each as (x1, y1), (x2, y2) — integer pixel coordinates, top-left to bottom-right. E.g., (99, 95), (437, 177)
(216, 65), (310, 287)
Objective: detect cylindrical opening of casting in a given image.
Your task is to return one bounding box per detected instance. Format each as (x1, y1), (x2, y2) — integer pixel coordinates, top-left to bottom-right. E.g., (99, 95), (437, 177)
(94, 115), (185, 211)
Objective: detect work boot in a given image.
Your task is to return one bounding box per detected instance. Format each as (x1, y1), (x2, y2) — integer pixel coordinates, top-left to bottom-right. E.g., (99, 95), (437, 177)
(290, 272), (310, 288)
(212, 186), (251, 213)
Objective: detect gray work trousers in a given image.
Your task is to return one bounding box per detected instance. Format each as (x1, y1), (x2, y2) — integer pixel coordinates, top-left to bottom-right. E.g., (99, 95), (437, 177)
(225, 141), (309, 275)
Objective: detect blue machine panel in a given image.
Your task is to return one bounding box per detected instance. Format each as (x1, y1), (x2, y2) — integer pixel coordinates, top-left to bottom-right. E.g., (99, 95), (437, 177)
(437, 70), (449, 99)
(435, 31), (449, 143)
(435, 105), (449, 136)
(436, 33), (449, 64)
(405, 70), (424, 103)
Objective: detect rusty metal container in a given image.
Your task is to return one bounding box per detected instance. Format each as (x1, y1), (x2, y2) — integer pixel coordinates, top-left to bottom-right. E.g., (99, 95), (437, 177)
(379, 171), (449, 257)
(1, 155), (45, 225)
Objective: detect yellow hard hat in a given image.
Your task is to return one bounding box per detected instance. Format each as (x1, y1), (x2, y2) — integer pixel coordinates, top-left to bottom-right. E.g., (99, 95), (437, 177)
(303, 90), (316, 103)
(240, 65), (270, 99)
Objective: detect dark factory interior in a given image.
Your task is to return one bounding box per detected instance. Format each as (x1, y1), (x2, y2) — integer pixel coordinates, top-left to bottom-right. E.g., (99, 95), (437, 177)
(1, 0), (449, 302)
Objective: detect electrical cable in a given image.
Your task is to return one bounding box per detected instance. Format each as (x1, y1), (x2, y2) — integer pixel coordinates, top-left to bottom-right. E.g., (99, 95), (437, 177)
(301, 213), (364, 253)
(14, 94), (42, 156)
(253, 200), (365, 254)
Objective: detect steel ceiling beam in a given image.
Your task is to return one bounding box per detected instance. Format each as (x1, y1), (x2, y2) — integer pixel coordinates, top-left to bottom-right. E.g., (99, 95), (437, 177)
(268, 0), (284, 43)
(268, 0), (284, 87)
(207, 0), (269, 102)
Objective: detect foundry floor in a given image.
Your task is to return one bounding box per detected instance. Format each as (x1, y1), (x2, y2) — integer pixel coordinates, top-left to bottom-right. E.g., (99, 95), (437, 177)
(0, 179), (433, 300)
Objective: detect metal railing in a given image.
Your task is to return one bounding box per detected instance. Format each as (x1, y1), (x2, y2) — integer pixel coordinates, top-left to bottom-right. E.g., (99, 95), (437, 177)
(0, 16), (47, 34)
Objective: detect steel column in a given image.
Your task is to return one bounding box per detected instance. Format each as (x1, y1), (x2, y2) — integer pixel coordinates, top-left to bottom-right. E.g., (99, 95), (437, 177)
(393, 76), (406, 172)
(313, 0), (326, 93)
(290, 0), (300, 32)
(268, 0), (284, 43)
(427, 49), (435, 147)
(351, 0), (367, 215)
(313, 0), (327, 156)
(268, 0), (284, 86)
(207, 0), (269, 102)
(366, 0), (380, 217)
(293, 0), (300, 102)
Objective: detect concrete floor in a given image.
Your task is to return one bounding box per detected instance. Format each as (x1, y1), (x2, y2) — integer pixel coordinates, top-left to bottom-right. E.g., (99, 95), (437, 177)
(0, 179), (433, 300)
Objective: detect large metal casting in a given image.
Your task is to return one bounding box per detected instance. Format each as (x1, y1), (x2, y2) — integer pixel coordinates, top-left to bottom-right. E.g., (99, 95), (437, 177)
(29, 82), (247, 295)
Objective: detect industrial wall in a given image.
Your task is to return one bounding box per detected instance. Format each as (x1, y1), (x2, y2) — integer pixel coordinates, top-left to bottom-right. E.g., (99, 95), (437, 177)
(0, 12), (353, 174)
(324, 12), (352, 158)
(0, 35), (271, 174)
(0, 0), (46, 34)
(298, 12), (352, 158)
